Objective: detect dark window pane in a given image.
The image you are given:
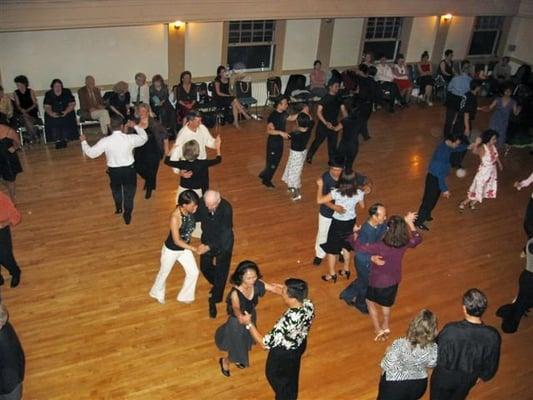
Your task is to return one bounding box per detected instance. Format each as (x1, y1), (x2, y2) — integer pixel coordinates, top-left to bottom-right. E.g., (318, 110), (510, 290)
(264, 32), (273, 42)
(228, 32), (240, 44)
(469, 31), (498, 55)
(364, 40), (397, 60)
(253, 32), (263, 42)
(375, 26), (384, 38)
(242, 21), (252, 30)
(229, 21), (240, 31)
(265, 21), (274, 30)
(227, 45), (273, 70)
(253, 21), (264, 30)
(240, 32), (251, 42)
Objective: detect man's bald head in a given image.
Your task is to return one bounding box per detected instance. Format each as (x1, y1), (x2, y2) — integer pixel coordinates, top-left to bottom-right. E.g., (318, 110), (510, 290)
(204, 190), (221, 212)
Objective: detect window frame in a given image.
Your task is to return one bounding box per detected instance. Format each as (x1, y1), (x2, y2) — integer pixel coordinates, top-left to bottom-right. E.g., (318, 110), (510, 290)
(468, 16), (505, 57)
(363, 17), (403, 62)
(226, 20), (276, 72)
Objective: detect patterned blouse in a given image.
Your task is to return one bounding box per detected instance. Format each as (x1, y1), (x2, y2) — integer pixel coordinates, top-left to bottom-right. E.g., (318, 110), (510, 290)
(262, 299), (315, 351)
(381, 338), (438, 381)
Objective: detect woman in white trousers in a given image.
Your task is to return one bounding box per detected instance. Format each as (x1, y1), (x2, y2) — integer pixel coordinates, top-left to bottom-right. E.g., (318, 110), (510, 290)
(150, 190), (200, 304)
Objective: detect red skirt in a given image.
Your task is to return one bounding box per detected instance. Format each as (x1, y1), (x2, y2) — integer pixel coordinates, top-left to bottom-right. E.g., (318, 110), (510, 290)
(394, 79), (412, 90)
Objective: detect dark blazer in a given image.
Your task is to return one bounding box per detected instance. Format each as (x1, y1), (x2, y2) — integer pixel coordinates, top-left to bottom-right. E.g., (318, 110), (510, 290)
(77, 86), (104, 119)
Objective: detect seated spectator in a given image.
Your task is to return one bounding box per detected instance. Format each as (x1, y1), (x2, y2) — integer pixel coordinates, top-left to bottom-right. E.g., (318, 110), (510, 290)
(78, 75), (110, 135)
(106, 81), (131, 121)
(150, 74), (176, 134)
(362, 52), (374, 68)
(171, 71), (197, 127)
(43, 79), (78, 149)
(213, 65), (251, 129)
(132, 72), (150, 106)
(438, 49), (455, 83)
(375, 55), (403, 112)
(416, 51), (434, 106)
(392, 54), (412, 105)
(0, 86), (13, 122)
(309, 60), (327, 97)
(491, 56), (512, 94)
(12, 75), (39, 141)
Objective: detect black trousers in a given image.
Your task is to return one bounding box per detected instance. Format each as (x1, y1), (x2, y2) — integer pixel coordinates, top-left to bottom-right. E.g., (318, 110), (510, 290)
(266, 341), (307, 400)
(525, 198), (533, 239)
(107, 165), (137, 213)
(359, 102), (372, 139)
(379, 81), (403, 107)
(0, 226), (21, 278)
(443, 93), (462, 136)
(136, 159), (160, 192)
(307, 122), (338, 163)
(377, 373), (428, 400)
(497, 270), (533, 333)
(430, 367), (477, 400)
(416, 174), (441, 225)
(200, 247), (232, 304)
(259, 137), (284, 183)
(337, 135), (359, 172)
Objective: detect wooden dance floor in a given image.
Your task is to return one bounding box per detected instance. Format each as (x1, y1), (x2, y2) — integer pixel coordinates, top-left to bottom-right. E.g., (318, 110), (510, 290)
(3, 104), (532, 399)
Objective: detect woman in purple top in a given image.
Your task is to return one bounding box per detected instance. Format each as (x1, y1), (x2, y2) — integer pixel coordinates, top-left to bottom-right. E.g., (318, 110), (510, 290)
(353, 212), (422, 342)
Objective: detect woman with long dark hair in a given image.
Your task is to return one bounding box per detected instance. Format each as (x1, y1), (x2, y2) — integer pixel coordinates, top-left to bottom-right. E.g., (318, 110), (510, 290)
(352, 212), (422, 341)
(317, 171), (368, 282)
(213, 65), (252, 128)
(13, 75), (39, 142)
(215, 260), (281, 377)
(377, 309), (438, 400)
(172, 70), (197, 127)
(134, 103), (169, 199)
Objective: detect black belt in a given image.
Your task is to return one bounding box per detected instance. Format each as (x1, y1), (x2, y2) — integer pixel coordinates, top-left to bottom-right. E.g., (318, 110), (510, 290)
(108, 163), (134, 170)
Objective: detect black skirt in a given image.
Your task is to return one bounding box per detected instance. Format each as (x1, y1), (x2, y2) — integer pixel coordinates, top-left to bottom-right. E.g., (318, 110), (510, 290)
(320, 218), (355, 255)
(366, 284), (399, 307)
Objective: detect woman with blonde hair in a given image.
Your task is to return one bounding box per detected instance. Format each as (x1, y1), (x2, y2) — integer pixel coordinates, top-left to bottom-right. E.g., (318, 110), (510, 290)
(133, 103), (169, 199)
(377, 309), (438, 400)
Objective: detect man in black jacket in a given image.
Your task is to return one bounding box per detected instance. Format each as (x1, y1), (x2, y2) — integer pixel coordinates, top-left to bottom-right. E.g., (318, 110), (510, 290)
(197, 190), (234, 318)
(0, 304), (25, 400)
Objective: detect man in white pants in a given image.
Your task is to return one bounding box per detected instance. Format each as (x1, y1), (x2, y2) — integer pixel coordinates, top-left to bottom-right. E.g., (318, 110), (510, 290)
(313, 159), (344, 265)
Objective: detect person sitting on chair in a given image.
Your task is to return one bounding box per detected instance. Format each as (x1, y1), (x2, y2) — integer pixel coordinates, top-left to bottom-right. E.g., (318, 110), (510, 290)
(78, 75), (110, 135)
(213, 65), (251, 129)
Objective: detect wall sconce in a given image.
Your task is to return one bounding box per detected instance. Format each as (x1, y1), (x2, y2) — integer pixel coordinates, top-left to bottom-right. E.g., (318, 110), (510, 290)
(173, 20), (185, 30)
(441, 14), (453, 22)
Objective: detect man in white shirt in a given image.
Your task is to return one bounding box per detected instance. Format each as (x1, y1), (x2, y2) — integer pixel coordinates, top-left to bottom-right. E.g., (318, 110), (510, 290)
(169, 110), (217, 186)
(80, 115), (147, 224)
(375, 55), (403, 112)
(132, 72), (150, 106)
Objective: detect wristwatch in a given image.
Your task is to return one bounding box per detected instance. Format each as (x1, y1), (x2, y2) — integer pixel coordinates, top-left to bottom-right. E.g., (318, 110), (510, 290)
(245, 323), (252, 330)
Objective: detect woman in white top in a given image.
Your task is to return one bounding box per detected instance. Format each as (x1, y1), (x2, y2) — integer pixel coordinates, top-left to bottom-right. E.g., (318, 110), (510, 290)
(316, 171), (368, 282)
(378, 309), (438, 400)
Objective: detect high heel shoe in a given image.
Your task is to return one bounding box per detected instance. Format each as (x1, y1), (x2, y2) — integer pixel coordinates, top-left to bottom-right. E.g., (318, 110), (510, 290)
(321, 274), (337, 283)
(219, 358), (230, 377)
(338, 270), (351, 280)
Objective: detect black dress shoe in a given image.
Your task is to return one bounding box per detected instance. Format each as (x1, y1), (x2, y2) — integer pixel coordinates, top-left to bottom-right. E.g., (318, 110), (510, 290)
(209, 300), (217, 319)
(123, 212), (132, 225)
(363, 136), (371, 141)
(115, 208), (123, 214)
(427, 216), (434, 221)
(415, 223), (429, 231)
(10, 274), (20, 288)
(145, 189), (152, 199)
(219, 358), (230, 377)
(306, 157), (312, 164)
(261, 180), (275, 189)
(312, 257), (322, 266)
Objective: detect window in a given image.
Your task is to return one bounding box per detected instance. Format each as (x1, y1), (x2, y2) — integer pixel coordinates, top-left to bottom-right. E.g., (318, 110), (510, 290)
(227, 20), (276, 71)
(468, 16), (505, 56)
(363, 17), (403, 61)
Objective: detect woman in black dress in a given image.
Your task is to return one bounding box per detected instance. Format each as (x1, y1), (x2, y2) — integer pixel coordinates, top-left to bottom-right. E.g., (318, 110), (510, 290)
(0, 115), (22, 201)
(172, 71), (197, 127)
(215, 260), (282, 377)
(134, 103), (169, 199)
(43, 78), (78, 148)
(106, 81), (131, 121)
(213, 65), (252, 128)
(13, 75), (40, 142)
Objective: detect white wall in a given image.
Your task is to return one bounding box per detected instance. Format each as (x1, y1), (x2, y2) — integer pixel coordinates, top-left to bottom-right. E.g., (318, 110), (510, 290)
(185, 22), (223, 77)
(0, 24), (168, 92)
(329, 18), (365, 67)
(444, 16), (475, 60)
(505, 16), (533, 65)
(405, 16), (439, 62)
(282, 19), (321, 70)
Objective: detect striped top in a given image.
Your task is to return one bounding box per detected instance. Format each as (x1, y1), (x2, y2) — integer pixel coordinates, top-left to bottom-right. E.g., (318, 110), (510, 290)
(380, 338), (438, 381)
